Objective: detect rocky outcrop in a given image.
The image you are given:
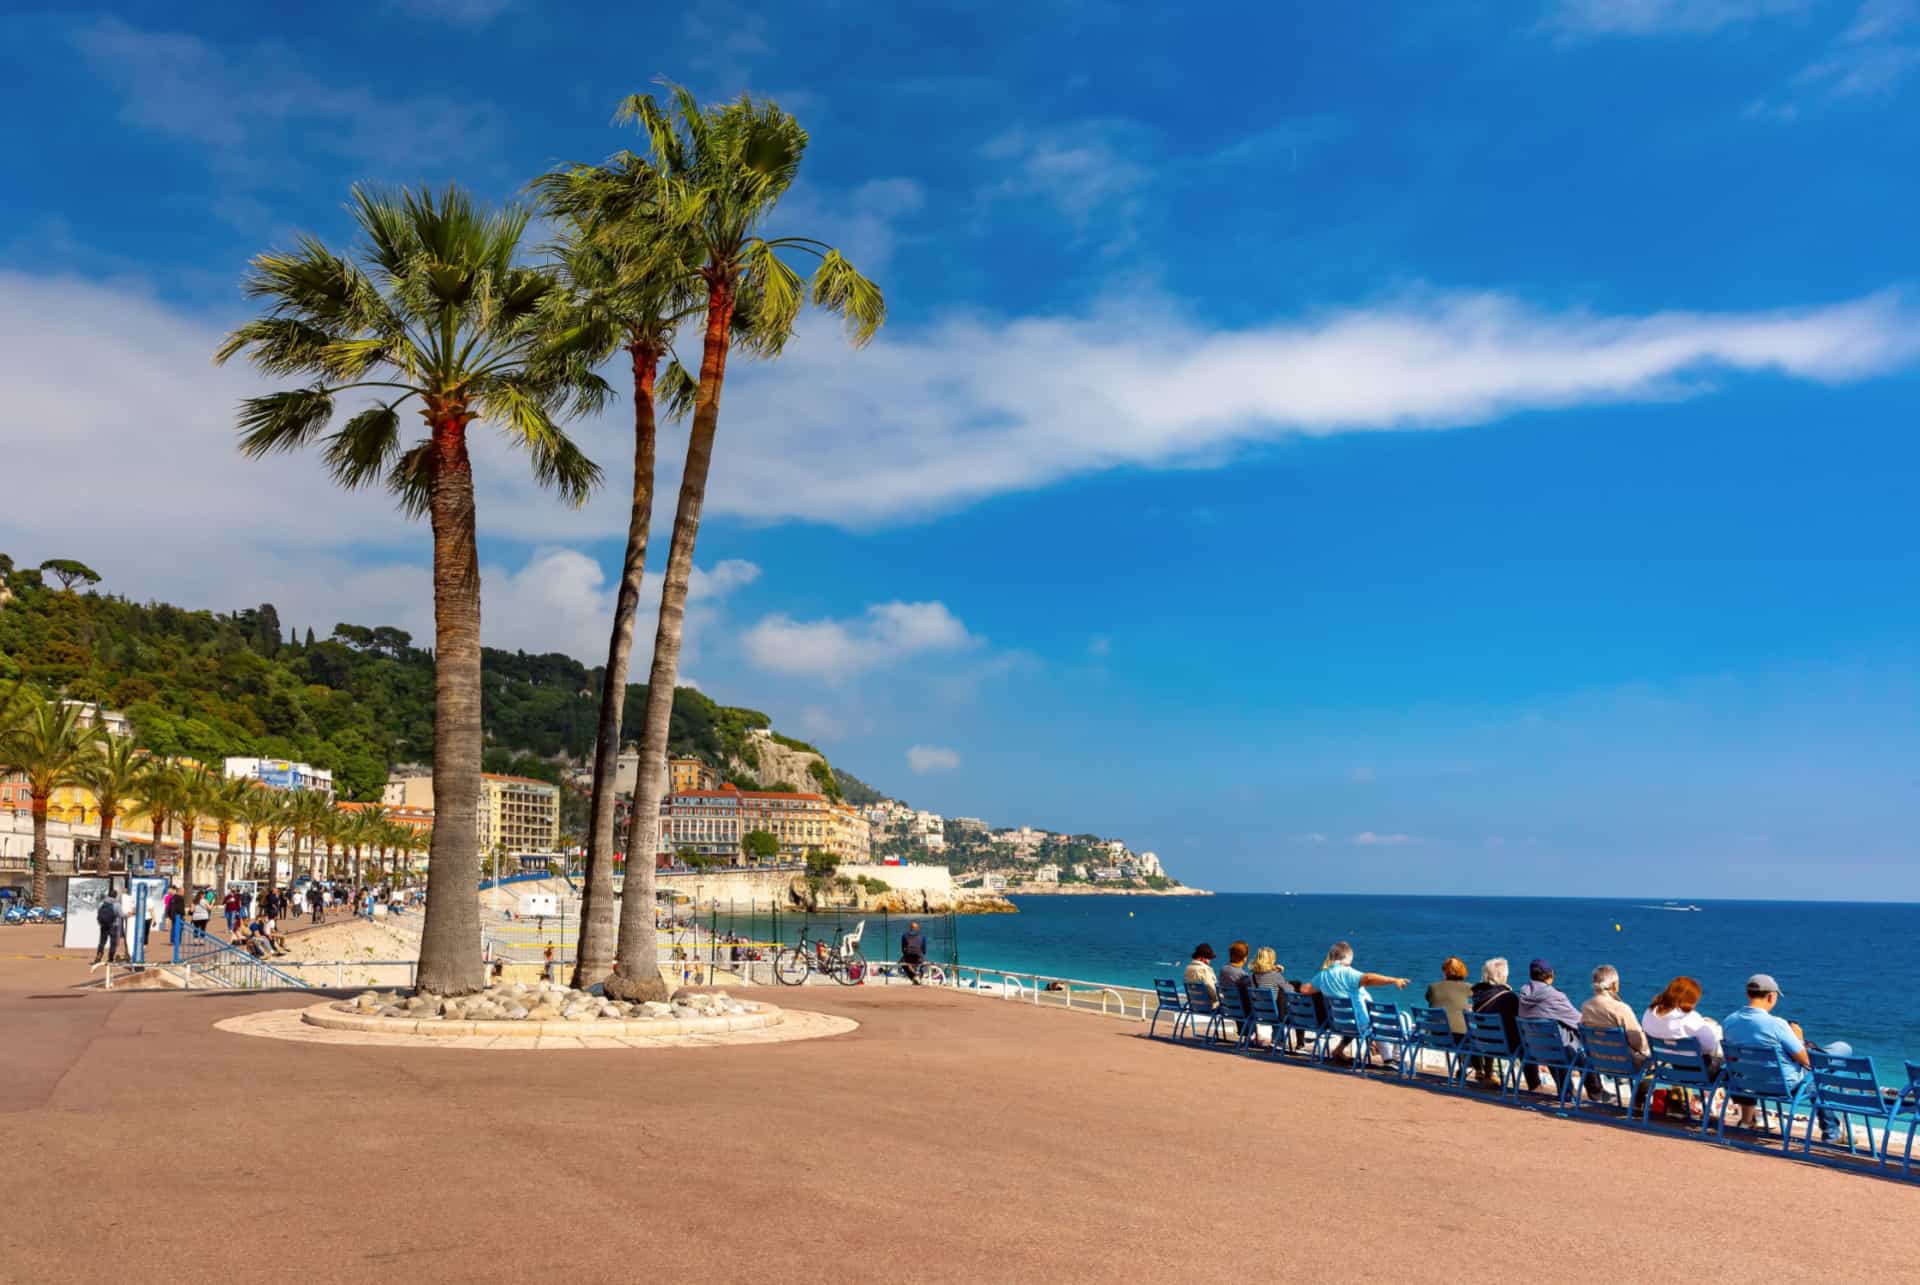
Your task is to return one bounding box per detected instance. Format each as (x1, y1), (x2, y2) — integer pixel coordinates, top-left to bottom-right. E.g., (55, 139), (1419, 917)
(729, 730), (833, 794)
(785, 875), (1017, 916)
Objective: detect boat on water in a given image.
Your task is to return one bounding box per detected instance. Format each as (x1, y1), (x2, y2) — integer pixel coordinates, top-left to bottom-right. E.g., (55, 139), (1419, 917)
(1639, 901), (1704, 912)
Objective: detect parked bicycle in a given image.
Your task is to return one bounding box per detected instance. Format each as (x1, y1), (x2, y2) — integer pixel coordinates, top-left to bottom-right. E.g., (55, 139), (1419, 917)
(773, 922), (867, 986)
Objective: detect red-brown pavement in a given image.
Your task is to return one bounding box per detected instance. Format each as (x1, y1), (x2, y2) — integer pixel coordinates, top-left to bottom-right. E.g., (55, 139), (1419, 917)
(3, 932), (1917, 1285)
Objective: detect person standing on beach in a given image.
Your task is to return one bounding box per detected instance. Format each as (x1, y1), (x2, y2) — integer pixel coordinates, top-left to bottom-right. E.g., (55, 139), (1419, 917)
(900, 921), (928, 985)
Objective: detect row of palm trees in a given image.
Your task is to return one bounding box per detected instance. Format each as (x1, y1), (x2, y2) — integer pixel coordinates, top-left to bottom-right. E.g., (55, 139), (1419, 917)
(0, 687), (427, 907)
(218, 86), (885, 998)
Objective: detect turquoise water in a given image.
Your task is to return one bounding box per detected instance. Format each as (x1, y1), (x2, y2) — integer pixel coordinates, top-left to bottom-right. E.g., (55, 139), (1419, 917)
(952, 893), (1920, 1068)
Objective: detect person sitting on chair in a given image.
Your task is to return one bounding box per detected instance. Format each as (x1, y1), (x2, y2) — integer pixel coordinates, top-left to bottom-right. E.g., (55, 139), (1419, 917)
(1300, 941), (1409, 1065)
(1183, 943), (1219, 1000)
(900, 920), (928, 985)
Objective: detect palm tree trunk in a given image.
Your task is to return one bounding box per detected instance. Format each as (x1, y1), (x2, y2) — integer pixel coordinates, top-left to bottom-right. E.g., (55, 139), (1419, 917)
(608, 285), (735, 1002)
(216, 826), (231, 898)
(181, 821), (196, 896)
(29, 794), (49, 906)
(416, 412), (486, 996)
(150, 819), (165, 889)
(265, 830), (279, 893)
(95, 808), (115, 880)
(574, 341), (659, 989)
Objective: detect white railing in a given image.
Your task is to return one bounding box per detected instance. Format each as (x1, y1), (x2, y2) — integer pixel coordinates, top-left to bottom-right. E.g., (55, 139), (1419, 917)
(935, 964), (1153, 1020)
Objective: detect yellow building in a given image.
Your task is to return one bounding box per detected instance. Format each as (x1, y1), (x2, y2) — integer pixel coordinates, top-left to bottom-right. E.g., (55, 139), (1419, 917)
(668, 756), (719, 794)
(385, 773), (559, 854)
(827, 802), (872, 863)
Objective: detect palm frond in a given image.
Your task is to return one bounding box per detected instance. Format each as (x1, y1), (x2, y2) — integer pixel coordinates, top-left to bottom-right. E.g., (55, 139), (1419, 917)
(809, 249), (887, 346)
(236, 387), (336, 456)
(322, 402), (406, 489)
(657, 360), (698, 422)
(740, 239), (803, 339)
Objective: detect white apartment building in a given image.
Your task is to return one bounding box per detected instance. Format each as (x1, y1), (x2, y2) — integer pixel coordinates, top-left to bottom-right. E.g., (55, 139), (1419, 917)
(226, 757), (335, 795)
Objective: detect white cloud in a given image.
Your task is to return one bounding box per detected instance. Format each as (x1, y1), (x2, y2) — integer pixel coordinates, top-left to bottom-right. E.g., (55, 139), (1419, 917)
(1351, 832), (1413, 846)
(67, 16), (507, 198)
(1296, 833), (1330, 844)
(386, 0), (516, 22)
(1351, 767), (1376, 784)
(693, 288), (1920, 526)
(1546, 0), (1812, 37)
(1087, 635), (1112, 658)
(981, 121), (1151, 240)
(907, 745), (961, 774)
(1792, 1), (1920, 99)
(778, 177), (926, 271)
(742, 601), (978, 682)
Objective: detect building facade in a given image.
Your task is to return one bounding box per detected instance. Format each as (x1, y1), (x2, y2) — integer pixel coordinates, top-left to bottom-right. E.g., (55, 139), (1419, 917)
(226, 756), (334, 795)
(656, 789), (741, 861)
(668, 756), (719, 795)
(384, 773), (557, 853)
(828, 803), (872, 863)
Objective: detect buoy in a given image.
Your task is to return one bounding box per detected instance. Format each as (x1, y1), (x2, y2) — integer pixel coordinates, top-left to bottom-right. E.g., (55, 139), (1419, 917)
(1614, 923), (1621, 931)
(1128, 911), (1134, 918)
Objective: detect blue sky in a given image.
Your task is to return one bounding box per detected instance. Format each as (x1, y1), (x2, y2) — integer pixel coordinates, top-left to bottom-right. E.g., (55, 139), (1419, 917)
(2, 1), (1918, 896)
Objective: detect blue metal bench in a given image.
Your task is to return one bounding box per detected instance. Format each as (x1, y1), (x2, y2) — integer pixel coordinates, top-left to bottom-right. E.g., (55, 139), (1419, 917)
(1281, 988), (1327, 1063)
(1644, 1036), (1721, 1132)
(1219, 982), (1256, 1052)
(1364, 1001), (1418, 1079)
(1248, 987), (1286, 1057)
(1807, 1050), (1920, 1164)
(1149, 978), (1187, 1040)
(1325, 995), (1369, 1072)
(1465, 1011), (1522, 1099)
(1719, 1043), (1811, 1152)
(1183, 981), (1225, 1045)
(1411, 1006), (1469, 1087)
(1580, 1027), (1646, 1115)
(1518, 1018), (1587, 1113)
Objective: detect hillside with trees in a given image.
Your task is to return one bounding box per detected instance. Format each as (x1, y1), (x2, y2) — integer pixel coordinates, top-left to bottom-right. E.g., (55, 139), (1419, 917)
(0, 558), (859, 804)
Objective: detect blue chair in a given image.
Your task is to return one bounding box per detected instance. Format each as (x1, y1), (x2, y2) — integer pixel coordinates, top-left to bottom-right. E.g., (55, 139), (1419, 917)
(1218, 983), (1256, 1052)
(1411, 1006), (1469, 1087)
(1465, 1012), (1522, 1099)
(1644, 1037), (1722, 1132)
(1806, 1051), (1920, 1164)
(1580, 1027), (1647, 1115)
(1518, 1018), (1587, 1113)
(1248, 987), (1286, 1057)
(1364, 1001), (1418, 1079)
(1719, 1044), (1811, 1151)
(1903, 1064), (1920, 1175)
(1325, 996), (1369, 1072)
(1182, 982), (1224, 1045)
(1281, 989), (1327, 1062)
(1149, 978), (1187, 1040)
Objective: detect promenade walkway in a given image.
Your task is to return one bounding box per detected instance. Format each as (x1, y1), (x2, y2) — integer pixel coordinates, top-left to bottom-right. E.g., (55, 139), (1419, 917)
(2, 941), (1916, 1283)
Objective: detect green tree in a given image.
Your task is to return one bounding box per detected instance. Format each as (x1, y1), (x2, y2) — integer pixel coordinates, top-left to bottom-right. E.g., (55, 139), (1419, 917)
(76, 733), (144, 882)
(176, 761), (224, 895)
(234, 782), (279, 886)
(0, 693), (97, 904)
(132, 758), (186, 891)
(526, 185), (699, 991)
(587, 88), (885, 1003)
(741, 829), (779, 862)
(216, 186), (607, 996)
(38, 558), (101, 593)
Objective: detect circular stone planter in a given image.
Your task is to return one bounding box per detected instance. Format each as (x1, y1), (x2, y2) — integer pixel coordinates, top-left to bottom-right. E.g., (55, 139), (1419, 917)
(302, 1003), (783, 1039)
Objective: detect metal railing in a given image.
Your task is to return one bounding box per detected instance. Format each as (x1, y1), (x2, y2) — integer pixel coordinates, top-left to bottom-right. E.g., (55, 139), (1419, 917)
(936, 964), (1153, 1019)
(172, 927), (311, 990)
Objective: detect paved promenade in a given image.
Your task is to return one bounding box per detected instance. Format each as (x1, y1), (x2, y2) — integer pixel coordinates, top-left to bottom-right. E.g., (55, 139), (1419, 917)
(2, 934), (1917, 1284)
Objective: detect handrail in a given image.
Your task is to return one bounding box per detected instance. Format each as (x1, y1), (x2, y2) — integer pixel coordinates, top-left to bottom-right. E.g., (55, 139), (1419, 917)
(178, 927), (310, 990)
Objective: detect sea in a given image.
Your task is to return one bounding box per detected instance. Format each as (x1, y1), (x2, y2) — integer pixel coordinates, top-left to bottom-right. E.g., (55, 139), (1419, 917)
(946, 893), (1920, 1068)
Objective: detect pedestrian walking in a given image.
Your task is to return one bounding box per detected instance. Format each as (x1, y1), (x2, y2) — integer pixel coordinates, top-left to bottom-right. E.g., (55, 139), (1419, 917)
(92, 894), (122, 966)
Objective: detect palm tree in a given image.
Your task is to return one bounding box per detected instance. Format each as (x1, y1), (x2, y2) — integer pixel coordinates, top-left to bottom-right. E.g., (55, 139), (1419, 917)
(76, 733), (143, 884)
(525, 182), (701, 988)
(132, 758), (185, 895)
(207, 775), (251, 896)
(263, 792), (294, 892)
(217, 186), (608, 995)
(0, 693), (97, 905)
(175, 762), (223, 896)
(235, 783), (278, 885)
(566, 89), (885, 1002)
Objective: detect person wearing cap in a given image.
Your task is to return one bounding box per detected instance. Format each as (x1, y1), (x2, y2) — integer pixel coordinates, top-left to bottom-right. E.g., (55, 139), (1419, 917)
(1183, 943), (1219, 999)
(1516, 958), (1583, 1097)
(1722, 974), (1839, 1139)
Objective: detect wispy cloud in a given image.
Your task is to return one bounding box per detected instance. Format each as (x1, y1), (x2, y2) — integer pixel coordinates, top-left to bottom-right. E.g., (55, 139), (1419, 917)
(742, 601), (979, 682)
(1350, 832), (1413, 846)
(1545, 0), (1813, 37)
(980, 120), (1151, 248)
(385, 0), (516, 23)
(907, 745), (962, 774)
(1783, 0), (1920, 105)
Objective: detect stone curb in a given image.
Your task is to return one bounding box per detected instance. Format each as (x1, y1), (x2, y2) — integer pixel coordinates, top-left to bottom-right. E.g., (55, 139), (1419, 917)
(301, 1002), (782, 1039)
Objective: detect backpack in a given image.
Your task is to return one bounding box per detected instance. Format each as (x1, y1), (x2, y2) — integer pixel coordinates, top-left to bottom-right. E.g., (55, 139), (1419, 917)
(97, 899), (118, 926)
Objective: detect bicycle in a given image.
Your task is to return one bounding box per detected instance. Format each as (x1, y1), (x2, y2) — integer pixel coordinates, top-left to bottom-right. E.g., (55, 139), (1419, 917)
(773, 925), (867, 987)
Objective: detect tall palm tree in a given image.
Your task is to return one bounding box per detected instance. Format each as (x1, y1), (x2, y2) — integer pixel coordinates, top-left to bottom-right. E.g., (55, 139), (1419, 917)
(132, 758), (186, 895)
(175, 762), (223, 896)
(207, 775), (251, 896)
(263, 792), (294, 892)
(76, 732), (143, 884)
(235, 783), (278, 885)
(0, 693), (97, 905)
(564, 88), (885, 1002)
(217, 186), (608, 995)
(525, 185), (701, 988)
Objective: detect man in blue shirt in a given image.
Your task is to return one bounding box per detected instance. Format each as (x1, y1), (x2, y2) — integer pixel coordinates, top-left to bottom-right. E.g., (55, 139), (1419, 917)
(1722, 974), (1837, 1140)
